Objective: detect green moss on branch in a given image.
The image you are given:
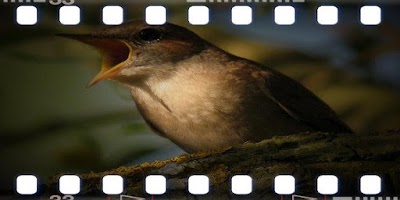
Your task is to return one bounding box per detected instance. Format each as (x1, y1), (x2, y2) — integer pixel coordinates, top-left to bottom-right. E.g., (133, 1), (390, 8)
(47, 131), (400, 199)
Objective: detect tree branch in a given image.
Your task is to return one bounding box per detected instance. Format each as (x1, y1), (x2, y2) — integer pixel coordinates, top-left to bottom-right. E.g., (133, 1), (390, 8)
(47, 131), (400, 199)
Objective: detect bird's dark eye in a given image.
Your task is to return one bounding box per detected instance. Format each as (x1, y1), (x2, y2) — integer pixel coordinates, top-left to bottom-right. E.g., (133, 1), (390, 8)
(138, 28), (162, 42)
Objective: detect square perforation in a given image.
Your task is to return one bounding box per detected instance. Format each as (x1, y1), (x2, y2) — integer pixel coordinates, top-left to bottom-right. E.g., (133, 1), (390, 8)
(145, 175), (166, 195)
(59, 6), (80, 25)
(102, 6), (124, 25)
(231, 175), (252, 195)
(188, 175), (209, 195)
(102, 175), (123, 195)
(16, 175), (37, 195)
(16, 6), (37, 25)
(145, 6), (166, 25)
(188, 6), (209, 25)
(274, 6), (295, 25)
(231, 6), (252, 25)
(59, 175), (80, 195)
(274, 175), (295, 195)
(317, 6), (338, 25)
(360, 6), (381, 25)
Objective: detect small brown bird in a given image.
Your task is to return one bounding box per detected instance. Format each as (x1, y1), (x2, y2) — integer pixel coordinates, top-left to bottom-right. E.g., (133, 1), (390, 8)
(61, 20), (352, 153)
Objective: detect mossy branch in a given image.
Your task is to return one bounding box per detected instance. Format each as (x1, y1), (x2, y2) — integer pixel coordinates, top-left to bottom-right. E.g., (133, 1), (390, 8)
(47, 131), (400, 199)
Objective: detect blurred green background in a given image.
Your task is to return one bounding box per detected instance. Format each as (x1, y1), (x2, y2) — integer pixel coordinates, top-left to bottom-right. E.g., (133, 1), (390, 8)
(0, 0), (399, 191)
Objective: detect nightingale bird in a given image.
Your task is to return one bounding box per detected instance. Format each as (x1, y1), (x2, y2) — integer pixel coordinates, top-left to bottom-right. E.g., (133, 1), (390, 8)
(60, 20), (352, 153)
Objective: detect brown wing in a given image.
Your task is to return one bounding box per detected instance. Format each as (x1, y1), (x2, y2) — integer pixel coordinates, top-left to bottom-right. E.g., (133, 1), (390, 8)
(261, 68), (353, 133)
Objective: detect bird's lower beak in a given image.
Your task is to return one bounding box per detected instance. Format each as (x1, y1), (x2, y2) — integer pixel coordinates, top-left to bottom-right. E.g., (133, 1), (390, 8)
(58, 34), (133, 86)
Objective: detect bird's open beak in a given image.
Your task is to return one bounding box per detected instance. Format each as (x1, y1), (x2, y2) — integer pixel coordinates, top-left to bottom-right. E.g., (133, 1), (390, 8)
(58, 34), (133, 86)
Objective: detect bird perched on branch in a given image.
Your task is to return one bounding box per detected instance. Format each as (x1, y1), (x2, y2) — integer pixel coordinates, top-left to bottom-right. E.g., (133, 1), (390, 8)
(60, 20), (352, 153)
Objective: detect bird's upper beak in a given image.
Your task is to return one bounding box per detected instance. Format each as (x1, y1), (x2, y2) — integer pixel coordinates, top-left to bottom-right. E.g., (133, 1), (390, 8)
(58, 34), (133, 86)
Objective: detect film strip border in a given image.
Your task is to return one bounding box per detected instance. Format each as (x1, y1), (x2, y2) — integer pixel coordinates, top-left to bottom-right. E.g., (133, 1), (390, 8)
(16, 174), (383, 196)
(187, 0), (305, 2)
(14, 5), (382, 26)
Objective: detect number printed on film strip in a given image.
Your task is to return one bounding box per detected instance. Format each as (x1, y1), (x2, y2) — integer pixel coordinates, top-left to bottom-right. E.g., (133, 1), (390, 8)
(0, 0), (400, 199)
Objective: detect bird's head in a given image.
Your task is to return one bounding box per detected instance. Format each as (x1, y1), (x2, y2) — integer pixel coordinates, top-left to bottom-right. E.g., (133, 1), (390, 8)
(59, 20), (208, 86)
